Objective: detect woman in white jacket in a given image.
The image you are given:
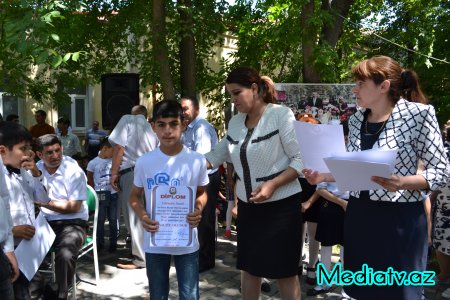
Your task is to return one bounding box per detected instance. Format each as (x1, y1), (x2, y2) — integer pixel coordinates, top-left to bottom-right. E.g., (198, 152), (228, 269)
(205, 67), (303, 300)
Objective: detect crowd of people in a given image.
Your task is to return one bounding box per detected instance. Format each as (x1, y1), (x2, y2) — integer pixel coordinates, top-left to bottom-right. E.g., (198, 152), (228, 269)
(1, 54), (450, 300)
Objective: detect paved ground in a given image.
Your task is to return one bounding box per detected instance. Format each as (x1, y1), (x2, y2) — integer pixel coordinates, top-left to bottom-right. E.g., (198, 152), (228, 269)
(35, 226), (440, 299)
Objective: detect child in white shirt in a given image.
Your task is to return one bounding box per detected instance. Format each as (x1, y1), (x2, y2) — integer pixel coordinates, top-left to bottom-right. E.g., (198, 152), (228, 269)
(129, 100), (208, 300)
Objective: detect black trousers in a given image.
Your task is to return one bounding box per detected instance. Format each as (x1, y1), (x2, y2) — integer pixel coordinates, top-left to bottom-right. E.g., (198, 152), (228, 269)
(198, 171), (220, 271)
(13, 271), (30, 300)
(48, 221), (86, 298)
(0, 250), (14, 300)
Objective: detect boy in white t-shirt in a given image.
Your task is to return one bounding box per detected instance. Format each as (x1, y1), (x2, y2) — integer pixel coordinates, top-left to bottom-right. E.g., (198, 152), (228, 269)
(129, 100), (208, 300)
(86, 138), (118, 252)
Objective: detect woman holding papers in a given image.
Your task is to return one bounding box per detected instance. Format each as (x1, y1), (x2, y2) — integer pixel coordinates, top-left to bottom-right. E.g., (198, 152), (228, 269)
(205, 67), (303, 300)
(303, 55), (450, 300)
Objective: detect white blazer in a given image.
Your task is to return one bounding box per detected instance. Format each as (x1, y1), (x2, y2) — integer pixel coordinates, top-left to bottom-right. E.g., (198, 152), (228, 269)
(206, 103), (303, 203)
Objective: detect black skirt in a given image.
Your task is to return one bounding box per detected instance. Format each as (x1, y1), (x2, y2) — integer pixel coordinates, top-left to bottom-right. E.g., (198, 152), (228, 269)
(315, 198), (346, 246)
(236, 193), (302, 279)
(299, 178), (321, 223)
(344, 196), (427, 300)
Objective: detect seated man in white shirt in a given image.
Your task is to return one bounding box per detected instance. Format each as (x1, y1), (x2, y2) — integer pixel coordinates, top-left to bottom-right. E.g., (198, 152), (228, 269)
(0, 121), (49, 300)
(34, 134), (88, 300)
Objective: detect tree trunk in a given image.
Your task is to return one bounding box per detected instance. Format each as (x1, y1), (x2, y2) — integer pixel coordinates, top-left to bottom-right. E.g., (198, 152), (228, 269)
(152, 0), (176, 100)
(322, 0), (354, 48)
(301, 1), (321, 83)
(178, 0), (196, 97)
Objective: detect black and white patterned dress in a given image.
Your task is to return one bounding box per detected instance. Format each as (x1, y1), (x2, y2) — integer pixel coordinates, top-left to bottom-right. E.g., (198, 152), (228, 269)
(433, 146), (450, 255)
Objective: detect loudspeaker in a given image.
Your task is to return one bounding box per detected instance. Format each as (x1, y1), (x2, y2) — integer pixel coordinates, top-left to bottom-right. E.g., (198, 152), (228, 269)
(101, 73), (140, 130)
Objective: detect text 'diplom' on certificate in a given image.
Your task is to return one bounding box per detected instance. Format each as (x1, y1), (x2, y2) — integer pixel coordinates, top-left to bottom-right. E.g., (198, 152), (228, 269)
(150, 186), (194, 247)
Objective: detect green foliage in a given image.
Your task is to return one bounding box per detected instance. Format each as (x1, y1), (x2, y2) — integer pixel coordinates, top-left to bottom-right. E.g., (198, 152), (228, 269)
(0, 0), (87, 105)
(227, 0), (304, 82)
(355, 0), (450, 125)
(1, 0), (448, 127)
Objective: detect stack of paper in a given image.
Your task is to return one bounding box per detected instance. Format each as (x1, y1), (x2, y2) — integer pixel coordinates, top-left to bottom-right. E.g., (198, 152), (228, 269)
(294, 121), (346, 172)
(323, 149), (398, 191)
(294, 121), (398, 191)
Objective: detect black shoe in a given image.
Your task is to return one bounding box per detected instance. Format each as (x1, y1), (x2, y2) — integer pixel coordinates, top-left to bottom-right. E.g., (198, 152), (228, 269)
(306, 286), (332, 296)
(305, 267), (317, 285)
(42, 283), (58, 300)
(261, 281), (271, 293)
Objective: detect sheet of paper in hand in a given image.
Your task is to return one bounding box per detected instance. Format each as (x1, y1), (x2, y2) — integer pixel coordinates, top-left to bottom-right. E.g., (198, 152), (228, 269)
(150, 186), (194, 247)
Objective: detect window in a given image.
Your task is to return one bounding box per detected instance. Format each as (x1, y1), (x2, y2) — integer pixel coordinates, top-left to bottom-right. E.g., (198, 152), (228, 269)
(57, 86), (89, 132)
(0, 93), (20, 121)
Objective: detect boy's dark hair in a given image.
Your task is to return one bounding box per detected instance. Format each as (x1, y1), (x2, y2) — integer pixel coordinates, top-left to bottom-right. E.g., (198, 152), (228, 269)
(35, 134), (61, 152)
(152, 100), (184, 122)
(181, 96), (199, 109)
(6, 114), (19, 122)
(57, 117), (71, 126)
(35, 110), (47, 118)
(99, 136), (111, 149)
(0, 121), (32, 149)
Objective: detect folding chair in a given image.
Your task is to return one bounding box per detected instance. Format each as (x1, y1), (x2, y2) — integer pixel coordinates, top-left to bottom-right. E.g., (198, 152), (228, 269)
(71, 185), (100, 299)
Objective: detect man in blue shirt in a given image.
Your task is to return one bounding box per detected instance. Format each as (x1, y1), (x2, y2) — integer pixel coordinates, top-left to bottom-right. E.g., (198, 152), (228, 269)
(181, 96), (219, 273)
(85, 121), (108, 159)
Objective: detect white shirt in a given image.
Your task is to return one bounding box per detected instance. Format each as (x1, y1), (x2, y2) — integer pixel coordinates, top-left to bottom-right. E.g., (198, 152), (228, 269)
(3, 167), (39, 246)
(109, 114), (159, 170)
(0, 156), (14, 252)
(36, 156), (88, 221)
(134, 146), (209, 255)
(86, 156), (116, 194)
(182, 116), (218, 175)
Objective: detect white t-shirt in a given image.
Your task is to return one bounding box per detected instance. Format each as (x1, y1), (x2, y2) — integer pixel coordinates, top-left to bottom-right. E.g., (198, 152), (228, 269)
(133, 146), (209, 255)
(86, 156), (116, 194)
(37, 156), (88, 221)
(108, 115), (158, 170)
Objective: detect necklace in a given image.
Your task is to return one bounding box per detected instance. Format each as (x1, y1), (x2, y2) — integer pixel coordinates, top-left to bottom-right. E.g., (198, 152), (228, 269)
(364, 118), (387, 136)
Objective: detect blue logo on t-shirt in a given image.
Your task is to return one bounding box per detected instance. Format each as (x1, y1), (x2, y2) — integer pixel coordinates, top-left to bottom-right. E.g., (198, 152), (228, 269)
(147, 172), (181, 190)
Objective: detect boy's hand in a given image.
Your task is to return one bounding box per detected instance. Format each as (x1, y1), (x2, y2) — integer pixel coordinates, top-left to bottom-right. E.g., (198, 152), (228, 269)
(5, 252), (19, 282)
(21, 151), (41, 176)
(187, 209), (202, 228)
(12, 225), (36, 240)
(141, 215), (159, 232)
(111, 174), (121, 192)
